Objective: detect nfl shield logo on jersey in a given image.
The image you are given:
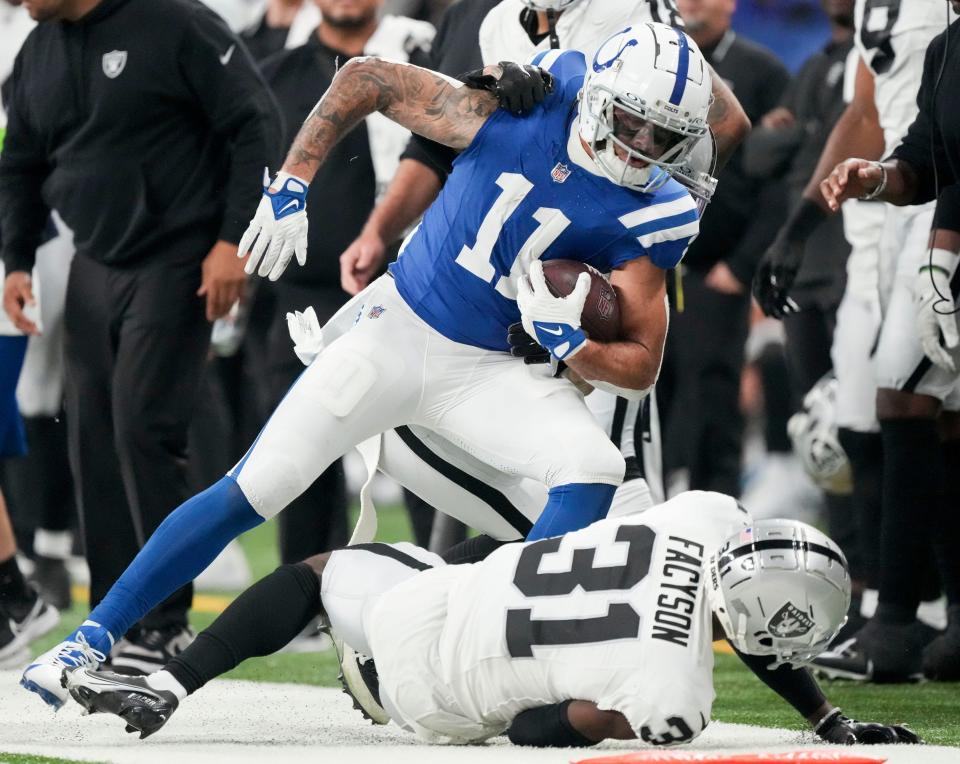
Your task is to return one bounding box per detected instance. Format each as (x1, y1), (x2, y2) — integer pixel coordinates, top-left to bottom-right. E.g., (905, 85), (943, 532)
(767, 602), (815, 639)
(550, 163), (571, 183)
(102, 50), (128, 79)
(368, 305), (386, 319)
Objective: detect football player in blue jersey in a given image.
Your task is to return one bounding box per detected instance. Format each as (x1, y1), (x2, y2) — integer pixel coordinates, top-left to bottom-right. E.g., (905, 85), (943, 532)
(22, 23), (733, 708)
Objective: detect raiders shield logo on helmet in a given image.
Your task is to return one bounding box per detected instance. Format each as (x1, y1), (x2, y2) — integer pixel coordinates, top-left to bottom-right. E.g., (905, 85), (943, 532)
(768, 602), (815, 639)
(102, 50), (128, 79)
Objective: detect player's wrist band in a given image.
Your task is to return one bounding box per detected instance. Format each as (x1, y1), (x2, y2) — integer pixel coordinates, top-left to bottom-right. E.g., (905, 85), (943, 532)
(858, 162), (887, 201)
(918, 264), (951, 278)
(813, 707), (843, 733)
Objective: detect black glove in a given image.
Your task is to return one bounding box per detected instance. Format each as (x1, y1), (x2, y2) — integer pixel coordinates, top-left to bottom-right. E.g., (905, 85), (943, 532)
(508, 321), (550, 364)
(752, 198), (826, 319)
(814, 708), (923, 745)
(460, 62), (554, 114)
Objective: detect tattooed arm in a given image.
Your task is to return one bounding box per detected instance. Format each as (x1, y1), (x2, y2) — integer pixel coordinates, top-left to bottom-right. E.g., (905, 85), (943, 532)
(706, 67), (751, 171)
(283, 57), (499, 183)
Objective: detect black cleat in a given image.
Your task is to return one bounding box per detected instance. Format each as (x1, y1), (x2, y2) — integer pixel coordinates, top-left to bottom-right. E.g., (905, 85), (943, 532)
(328, 630), (389, 725)
(62, 667), (178, 739)
(811, 619), (939, 683)
(109, 625), (194, 676)
(30, 556), (73, 611)
(923, 606), (960, 681)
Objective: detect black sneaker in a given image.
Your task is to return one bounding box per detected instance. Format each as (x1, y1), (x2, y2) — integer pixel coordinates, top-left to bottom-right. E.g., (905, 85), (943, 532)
(811, 618), (939, 683)
(329, 630), (389, 725)
(109, 625), (194, 676)
(62, 667), (178, 739)
(0, 592), (60, 669)
(29, 555), (72, 611)
(923, 606), (960, 681)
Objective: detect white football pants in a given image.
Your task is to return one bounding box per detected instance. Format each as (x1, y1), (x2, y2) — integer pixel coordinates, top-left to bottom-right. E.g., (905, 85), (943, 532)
(230, 276), (625, 520)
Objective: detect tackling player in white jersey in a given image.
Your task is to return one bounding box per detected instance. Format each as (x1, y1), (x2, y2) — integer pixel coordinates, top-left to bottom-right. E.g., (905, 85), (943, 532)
(60, 492), (919, 748)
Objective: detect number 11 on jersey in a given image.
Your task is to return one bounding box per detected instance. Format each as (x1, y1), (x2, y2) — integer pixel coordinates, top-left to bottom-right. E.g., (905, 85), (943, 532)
(455, 171), (570, 299)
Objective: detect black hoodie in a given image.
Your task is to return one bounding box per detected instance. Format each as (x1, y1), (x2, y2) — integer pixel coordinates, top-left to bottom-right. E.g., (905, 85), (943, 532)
(0, 0), (281, 272)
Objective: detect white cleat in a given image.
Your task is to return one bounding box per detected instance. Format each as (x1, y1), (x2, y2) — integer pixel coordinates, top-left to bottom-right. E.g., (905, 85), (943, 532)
(21, 622), (113, 710)
(331, 632), (390, 725)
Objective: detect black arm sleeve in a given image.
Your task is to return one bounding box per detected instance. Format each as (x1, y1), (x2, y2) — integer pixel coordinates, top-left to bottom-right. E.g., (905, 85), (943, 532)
(725, 180), (789, 285)
(742, 123), (803, 180)
(934, 183), (960, 234)
(0, 59), (51, 274)
(179, 4), (283, 245)
(507, 701), (597, 748)
(722, 54), (792, 284)
(731, 643), (826, 719)
(742, 60), (803, 180)
(890, 32), (954, 204)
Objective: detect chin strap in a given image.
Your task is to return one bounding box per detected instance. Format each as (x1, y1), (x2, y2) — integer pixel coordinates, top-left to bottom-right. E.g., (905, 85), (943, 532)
(546, 9), (560, 48)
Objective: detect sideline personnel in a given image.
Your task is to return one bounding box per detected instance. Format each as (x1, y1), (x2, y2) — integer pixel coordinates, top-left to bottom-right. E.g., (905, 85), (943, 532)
(817, 8), (960, 681)
(1, 0), (280, 671)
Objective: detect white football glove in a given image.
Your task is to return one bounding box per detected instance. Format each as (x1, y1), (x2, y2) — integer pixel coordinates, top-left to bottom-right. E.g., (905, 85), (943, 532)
(238, 170), (310, 281)
(517, 260), (590, 361)
(914, 248), (960, 373)
(286, 305), (324, 366)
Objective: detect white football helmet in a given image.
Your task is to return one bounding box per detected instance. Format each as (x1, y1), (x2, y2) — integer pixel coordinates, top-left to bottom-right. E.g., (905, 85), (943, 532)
(707, 519), (851, 668)
(579, 23), (712, 193)
(787, 375), (852, 495)
(520, 0), (582, 10)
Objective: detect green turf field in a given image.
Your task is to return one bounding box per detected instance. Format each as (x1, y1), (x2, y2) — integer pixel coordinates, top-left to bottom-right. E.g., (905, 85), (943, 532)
(26, 505), (960, 747)
(0, 757), (103, 764)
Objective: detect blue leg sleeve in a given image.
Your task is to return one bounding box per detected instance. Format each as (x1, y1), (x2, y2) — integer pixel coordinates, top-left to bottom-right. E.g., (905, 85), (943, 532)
(526, 482), (617, 541)
(0, 336), (28, 458)
(82, 476), (263, 650)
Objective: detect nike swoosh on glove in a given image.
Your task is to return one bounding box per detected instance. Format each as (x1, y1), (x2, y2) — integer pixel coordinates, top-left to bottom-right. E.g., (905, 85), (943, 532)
(517, 261), (589, 362)
(238, 170), (310, 281)
(914, 248), (960, 373)
(286, 305), (324, 366)
(814, 708), (922, 745)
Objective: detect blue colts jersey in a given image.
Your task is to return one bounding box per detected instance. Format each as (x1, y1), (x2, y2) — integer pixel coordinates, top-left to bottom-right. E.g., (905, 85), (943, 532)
(389, 50), (699, 351)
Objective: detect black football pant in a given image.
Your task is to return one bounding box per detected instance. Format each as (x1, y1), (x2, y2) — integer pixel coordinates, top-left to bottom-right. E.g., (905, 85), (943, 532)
(64, 255), (208, 632)
(661, 269), (750, 497)
(259, 281), (349, 563)
(783, 307), (864, 585)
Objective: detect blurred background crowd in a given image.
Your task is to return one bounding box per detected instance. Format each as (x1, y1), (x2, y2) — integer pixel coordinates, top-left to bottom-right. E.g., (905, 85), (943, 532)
(0, 0), (956, 682)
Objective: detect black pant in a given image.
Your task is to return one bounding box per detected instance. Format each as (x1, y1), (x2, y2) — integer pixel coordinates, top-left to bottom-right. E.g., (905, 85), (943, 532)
(64, 255), (208, 630)
(782, 308), (835, 400)
(260, 281), (349, 563)
(661, 270), (750, 497)
(783, 306), (864, 582)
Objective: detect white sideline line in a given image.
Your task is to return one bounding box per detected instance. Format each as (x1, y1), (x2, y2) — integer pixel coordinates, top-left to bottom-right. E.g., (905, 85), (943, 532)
(0, 672), (956, 764)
